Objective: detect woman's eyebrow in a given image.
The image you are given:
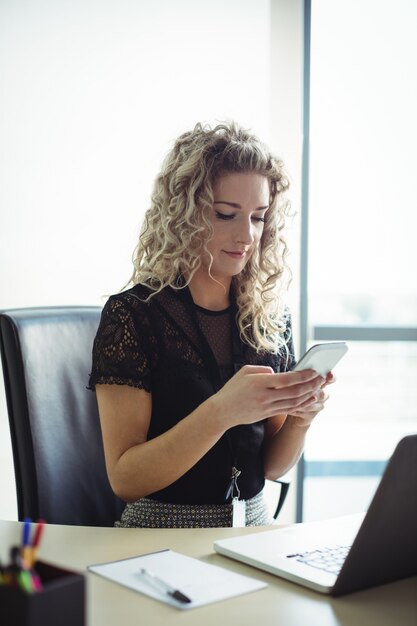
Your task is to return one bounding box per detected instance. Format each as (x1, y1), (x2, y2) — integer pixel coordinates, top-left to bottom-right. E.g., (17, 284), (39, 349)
(213, 201), (269, 210)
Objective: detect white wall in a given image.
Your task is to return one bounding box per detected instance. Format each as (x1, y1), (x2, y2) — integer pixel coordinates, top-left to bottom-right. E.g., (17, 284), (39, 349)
(0, 0), (273, 309)
(0, 0), (305, 521)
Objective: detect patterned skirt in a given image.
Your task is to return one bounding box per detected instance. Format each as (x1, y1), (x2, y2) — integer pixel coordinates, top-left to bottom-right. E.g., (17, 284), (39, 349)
(114, 491), (270, 528)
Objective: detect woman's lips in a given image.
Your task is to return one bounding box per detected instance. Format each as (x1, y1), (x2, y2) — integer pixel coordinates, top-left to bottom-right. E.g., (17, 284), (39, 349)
(224, 250), (247, 259)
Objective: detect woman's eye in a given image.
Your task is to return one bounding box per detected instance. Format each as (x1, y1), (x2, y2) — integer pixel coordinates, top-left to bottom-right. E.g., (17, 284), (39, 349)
(214, 211), (266, 223)
(215, 211), (235, 220)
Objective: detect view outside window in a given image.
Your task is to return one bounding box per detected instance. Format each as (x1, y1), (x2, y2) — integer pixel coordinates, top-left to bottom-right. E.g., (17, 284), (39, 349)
(303, 0), (417, 521)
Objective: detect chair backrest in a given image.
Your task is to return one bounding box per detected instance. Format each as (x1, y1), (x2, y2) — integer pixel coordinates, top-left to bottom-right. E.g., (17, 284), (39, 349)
(0, 307), (124, 526)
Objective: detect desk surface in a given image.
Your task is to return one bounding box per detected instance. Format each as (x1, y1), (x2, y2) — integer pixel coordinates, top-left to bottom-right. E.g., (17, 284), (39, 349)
(1, 519), (416, 626)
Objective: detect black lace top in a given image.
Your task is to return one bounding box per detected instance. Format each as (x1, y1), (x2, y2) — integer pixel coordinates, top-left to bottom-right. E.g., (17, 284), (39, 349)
(89, 283), (296, 505)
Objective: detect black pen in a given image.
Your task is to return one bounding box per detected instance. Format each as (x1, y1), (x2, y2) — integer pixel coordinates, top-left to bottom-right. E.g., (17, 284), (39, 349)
(138, 567), (192, 604)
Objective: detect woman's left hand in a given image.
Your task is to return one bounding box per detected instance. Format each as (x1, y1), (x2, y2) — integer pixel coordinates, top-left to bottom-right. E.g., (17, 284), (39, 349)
(288, 371), (335, 428)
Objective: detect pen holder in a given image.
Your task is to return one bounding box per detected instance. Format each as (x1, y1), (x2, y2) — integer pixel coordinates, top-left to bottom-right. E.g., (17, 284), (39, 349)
(0, 561), (85, 626)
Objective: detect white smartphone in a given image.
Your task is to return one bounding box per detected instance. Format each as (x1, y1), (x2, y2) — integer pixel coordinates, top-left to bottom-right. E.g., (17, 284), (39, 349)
(293, 341), (348, 377)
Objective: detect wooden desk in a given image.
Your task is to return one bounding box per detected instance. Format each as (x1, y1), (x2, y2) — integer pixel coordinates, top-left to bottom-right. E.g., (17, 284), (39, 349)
(1, 520), (416, 626)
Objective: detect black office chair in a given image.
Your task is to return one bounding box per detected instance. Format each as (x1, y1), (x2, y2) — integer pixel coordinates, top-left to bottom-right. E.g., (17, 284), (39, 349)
(0, 306), (289, 526)
(0, 307), (124, 526)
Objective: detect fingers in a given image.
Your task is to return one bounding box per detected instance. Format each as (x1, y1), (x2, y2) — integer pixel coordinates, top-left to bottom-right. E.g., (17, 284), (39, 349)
(268, 369), (323, 388)
(222, 364), (333, 426)
(288, 388), (330, 421)
(237, 365), (324, 386)
(271, 385), (329, 418)
(237, 364), (275, 377)
(243, 369), (325, 415)
(241, 370), (324, 394)
(262, 387), (323, 416)
(303, 387), (329, 410)
(320, 371), (336, 388)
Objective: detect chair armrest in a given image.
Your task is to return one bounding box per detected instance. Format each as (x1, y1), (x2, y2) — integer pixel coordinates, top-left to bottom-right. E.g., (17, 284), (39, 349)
(271, 479), (290, 519)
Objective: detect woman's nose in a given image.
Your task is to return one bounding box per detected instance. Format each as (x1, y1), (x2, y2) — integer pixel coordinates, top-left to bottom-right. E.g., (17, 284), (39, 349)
(235, 218), (254, 244)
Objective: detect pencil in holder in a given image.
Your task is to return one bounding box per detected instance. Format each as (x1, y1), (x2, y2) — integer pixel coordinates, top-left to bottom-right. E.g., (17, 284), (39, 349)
(0, 560), (85, 626)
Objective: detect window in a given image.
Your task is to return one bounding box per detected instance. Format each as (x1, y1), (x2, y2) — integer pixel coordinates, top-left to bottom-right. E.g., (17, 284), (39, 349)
(300, 0), (417, 521)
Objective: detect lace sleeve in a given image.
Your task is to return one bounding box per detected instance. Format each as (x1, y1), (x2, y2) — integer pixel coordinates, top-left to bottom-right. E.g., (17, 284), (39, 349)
(88, 293), (154, 392)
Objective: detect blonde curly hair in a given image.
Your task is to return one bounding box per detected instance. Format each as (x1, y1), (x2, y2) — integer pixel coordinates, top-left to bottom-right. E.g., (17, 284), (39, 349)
(127, 121), (292, 354)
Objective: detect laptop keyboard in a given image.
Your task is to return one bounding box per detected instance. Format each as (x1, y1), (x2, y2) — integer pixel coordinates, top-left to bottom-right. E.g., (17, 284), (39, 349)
(286, 545), (351, 575)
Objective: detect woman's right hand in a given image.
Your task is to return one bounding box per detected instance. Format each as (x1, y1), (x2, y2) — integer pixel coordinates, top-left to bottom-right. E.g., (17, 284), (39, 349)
(212, 364), (324, 428)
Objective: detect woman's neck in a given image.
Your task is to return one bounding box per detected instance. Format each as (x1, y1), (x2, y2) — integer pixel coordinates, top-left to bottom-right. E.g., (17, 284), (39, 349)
(188, 270), (231, 311)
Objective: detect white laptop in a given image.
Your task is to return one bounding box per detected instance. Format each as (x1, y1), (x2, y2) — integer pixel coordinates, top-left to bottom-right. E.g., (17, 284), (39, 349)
(214, 434), (417, 596)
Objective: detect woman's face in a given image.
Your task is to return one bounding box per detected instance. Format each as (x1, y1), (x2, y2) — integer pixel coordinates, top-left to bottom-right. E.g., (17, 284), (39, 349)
(203, 171), (270, 282)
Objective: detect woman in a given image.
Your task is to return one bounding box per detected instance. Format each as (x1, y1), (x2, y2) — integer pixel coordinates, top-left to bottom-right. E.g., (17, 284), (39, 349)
(89, 122), (332, 528)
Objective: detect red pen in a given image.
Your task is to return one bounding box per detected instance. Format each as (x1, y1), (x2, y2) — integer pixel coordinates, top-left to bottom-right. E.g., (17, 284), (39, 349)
(29, 520), (46, 568)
